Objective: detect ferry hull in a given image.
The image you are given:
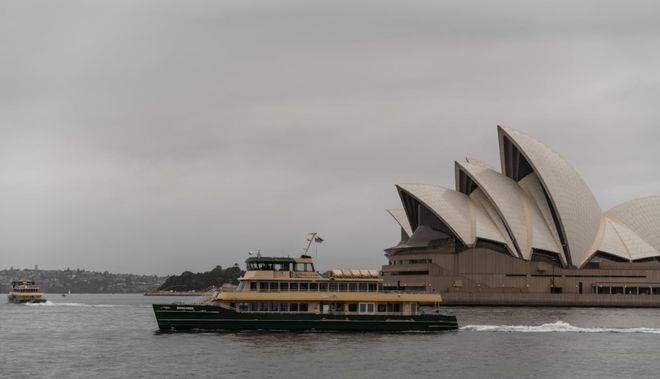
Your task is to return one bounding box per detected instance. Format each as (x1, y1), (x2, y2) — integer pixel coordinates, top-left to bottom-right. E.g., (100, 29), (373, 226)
(153, 304), (458, 332)
(7, 296), (47, 304)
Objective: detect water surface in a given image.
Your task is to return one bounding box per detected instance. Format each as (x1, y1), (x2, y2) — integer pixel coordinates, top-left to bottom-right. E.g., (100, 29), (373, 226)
(2, 294), (660, 378)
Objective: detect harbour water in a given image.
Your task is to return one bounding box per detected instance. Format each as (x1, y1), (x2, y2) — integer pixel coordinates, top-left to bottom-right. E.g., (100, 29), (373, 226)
(3, 294), (660, 378)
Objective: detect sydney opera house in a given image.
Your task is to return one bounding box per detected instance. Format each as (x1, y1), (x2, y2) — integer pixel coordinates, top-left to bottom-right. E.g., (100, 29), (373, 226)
(383, 126), (660, 306)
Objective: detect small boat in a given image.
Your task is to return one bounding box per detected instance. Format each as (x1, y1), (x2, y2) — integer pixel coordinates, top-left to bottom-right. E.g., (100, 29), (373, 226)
(7, 281), (47, 304)
(153, 254), (458, 332)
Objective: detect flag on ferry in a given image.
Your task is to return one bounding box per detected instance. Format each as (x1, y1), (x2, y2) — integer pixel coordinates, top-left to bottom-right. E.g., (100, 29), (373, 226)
(314, 236), (324, 243)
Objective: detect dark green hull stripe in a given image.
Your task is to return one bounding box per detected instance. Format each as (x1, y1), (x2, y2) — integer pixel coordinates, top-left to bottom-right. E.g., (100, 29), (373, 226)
(153, 304), (458, 331)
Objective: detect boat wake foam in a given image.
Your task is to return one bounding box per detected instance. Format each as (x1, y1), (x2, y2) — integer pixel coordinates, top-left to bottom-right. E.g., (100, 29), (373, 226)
(461, 321), (660, 334)
(25, 301), (120, 307)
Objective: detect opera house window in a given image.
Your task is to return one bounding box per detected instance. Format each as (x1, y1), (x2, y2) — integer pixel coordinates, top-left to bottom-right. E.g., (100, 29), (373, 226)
(593, 285), (659, 295)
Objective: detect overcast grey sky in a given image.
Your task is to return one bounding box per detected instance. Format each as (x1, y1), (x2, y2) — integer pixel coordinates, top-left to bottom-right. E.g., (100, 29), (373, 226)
(1, 0), (659, 274)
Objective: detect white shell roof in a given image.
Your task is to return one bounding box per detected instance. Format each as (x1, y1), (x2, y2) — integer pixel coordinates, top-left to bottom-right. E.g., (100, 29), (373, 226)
(469, 188), (515, 252)
(390, 126), (657, 268)
(606, 196), (660, 252)
(396, 184), (475, 245)
(594, 217), (630, 261)
(386, 209), (413, 237)
(518, 173), (564, 252)
(395, 183), (516, 251)
(528, 198), (564, 258)
(456, 160), (531, 258)
(608, 219), (659, 261)
(456, 160), (562, 260)
(498, 126), (602, 267)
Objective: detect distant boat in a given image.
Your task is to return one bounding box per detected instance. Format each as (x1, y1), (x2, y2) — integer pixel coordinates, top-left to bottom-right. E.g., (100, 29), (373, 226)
(7, 281), (47, 304)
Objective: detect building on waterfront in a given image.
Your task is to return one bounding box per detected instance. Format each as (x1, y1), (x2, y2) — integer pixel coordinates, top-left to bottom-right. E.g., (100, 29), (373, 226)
(383, 126), (660, 306)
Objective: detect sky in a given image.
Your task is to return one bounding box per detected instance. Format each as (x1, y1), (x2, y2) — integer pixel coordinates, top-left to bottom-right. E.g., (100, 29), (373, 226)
(1, 0), (660, 274)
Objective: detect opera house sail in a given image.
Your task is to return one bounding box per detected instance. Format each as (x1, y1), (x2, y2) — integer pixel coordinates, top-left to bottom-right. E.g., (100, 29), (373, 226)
(383, 126), (660, 306)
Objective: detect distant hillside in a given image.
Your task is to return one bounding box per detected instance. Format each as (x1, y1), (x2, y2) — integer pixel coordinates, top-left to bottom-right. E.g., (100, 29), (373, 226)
(0, 268), (166, 293)
(158, 265), (244, 291)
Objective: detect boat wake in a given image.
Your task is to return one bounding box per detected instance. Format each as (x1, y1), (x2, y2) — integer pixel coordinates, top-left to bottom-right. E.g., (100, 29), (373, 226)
(25, 301), (120, 308)
(461, 321), (660, 334)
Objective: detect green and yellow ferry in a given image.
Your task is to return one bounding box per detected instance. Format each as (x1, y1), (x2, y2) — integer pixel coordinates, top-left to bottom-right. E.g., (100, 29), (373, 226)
(152, 255), (458, 332)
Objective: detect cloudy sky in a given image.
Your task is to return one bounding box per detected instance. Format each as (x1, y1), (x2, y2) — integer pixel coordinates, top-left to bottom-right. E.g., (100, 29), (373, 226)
(1, 0), (659, 274)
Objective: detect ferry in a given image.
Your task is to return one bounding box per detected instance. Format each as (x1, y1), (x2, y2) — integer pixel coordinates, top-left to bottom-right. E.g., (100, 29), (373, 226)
(152, 254), (458, 332)
(7, 281), (47, 304)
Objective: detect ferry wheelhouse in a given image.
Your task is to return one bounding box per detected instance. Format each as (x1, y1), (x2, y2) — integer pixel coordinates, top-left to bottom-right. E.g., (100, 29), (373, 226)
(7, 281), (46, 304)
(153, 255), (458, 331)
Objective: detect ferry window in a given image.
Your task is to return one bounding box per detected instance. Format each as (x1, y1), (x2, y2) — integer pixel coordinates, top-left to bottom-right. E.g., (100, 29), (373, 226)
(300, 282), (309, 291)
(377, 304), (387, 312)
(280, 303), (289, 312)
(329, 283), (337, 291)
(349, 283), (358, 292)
(640, 287), (651, 295)
(250, 303), (259, 312)
(319, 283), (328, 291)
(596, 286), (610, 294)
(269, 282), (279, 291)
(270, 303), (279, 312)
(367, 303), (374, 313)
(296, 263), (313, 272)
(348, 303), (358, 312)
(239, 303), (249, 312)
(359, 283), (368, 292)
(653, 288), (660, 295)
(368, 283), (377, 292)
(290, 283), (299, 291)
(387, 303), (401, 312)
(612, 286), (624, 294)
(279, 282), (289, 291)
(259, 282), (268, 291)
(410, 303), (417, 315)
(338, 283), (347, 292)
(309, 283), (318, 291)
(259, 303), (269, 312)
(290, 303), (299, 312)
(625, 287), (637, 295)
(299, 303), (308, 312)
